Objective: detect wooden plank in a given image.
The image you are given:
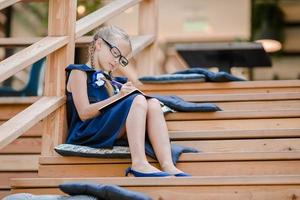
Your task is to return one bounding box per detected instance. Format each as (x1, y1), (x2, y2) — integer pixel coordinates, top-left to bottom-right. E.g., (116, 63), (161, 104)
(0, 138), (41, 154)
(0, 96), (65, 150)
(138, 80), (300, 91)
(143, 88), (300, 95)
(9, 186), (300, 200)
(38, 160), (300, 178)
(0, 97), (39, 104)
(5, 105), (300, 121)
(169, 129), (300, 140)
(0, 155), (38, 171)
(2, 100), (300, 121)
(39, 151), (300, 165)
(10, 175), (300, 188)
(3, 122), (300, 140)
(0, 172), (38, 189)
(11, 186), (300, 200)
(0, 35), (154, 48)
(0, 0), (20, 10)
(180, 93), (300, 102)
(136, 0), (158, 75)
(41, 0), (76, 157)
(18, 122), (43, 137)
(167, 118), (300, 131)
(215, 100), (300, 111)
(75, 0), (142, 38)
(0, 36), (68, 82)
(0, 37), (42, 47)
(0, 105), (28, 120)
(172, 138), (300, 153)
(165, 110), (300, 120)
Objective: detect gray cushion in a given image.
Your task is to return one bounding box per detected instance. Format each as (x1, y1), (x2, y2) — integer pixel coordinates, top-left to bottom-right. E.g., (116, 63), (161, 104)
(59, 182), (152, 200)
(54, 144), (130, 158)
(139, 73), (206, 83)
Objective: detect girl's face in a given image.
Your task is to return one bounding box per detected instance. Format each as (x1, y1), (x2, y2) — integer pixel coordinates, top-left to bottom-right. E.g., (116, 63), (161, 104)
(94, 37), (131, 72)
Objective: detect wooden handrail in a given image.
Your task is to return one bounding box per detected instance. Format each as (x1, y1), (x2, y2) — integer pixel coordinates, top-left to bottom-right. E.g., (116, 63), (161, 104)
(75, 0), (142, 39)
(0, 0), (155, 83)
(130, 35), (155, 58)
(0, 36), (69, 82)
(0, 0), (20, 10)
(0, 37), (43, 47)
(0, 35), (155, 54)
(0, 96), (65, 150)
(0, 0), (157, 153)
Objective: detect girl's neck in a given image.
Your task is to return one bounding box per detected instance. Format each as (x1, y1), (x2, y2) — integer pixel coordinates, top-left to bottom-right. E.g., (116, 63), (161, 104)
(86, 61), (100, 71)
(85, 61), (111, 75)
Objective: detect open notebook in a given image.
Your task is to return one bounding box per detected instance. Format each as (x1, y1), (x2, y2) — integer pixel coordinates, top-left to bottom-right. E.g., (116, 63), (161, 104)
(98, 82), (147, 111)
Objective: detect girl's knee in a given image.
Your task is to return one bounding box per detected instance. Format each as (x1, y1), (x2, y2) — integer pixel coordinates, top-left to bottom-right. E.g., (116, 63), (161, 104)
(147, 98), (161, 110)
(132, 95), (147, 111)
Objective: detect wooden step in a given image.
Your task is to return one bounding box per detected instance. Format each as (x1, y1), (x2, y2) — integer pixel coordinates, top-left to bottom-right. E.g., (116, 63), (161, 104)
(3, 104), (300, 121)
(138, 80), (300, 95)
(2, 102), (300, 121)
(0, 155), (39, 171)
(138, 80), (300, 91)
(38, 157), (300, 177)
(167, 118), (300, 131)
(3, 118), (300, 138)
(0, 172), (38, 189)
(37, 138), (300, 177)
(180, 92), (300, 102)
(10, 176), (300, 200)
(170, 129), (300, 140)
(2, 129), (300, 155)
(166, 110), (300, 120)
(143, 87), (300, 95)
(2, 99), (300, 120)
(4, 137), (300, 155)
(1, 93), (300, 120)
(0, 121), (43, 137)
(0, 138), (41, 154)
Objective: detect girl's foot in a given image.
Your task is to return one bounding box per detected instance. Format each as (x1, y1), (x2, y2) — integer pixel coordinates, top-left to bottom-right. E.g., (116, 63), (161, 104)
(161, 163), (190, 176)
(125, 167), (170, 177)
(131, 163), (161, 173)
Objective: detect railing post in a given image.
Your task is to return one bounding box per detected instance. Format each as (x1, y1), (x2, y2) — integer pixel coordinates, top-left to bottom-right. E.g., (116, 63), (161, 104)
(41, 0), (77, 156)
(136, 0), (158, 76)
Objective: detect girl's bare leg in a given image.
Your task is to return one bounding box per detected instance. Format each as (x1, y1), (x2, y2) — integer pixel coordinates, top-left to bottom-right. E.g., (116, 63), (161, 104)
(146, 98), (184, 174)
(125, 95), (161, 173)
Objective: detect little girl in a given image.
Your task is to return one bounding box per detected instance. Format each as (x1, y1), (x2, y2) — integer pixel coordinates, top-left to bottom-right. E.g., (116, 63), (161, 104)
(65, 25), (189, 177)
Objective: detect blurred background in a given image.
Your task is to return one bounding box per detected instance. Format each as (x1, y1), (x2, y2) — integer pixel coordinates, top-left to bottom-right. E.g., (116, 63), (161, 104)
(0, 0), (300, 92)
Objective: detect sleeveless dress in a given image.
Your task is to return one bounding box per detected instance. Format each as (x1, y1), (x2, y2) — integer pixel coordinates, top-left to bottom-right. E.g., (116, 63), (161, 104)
(65, 64), (139, 148)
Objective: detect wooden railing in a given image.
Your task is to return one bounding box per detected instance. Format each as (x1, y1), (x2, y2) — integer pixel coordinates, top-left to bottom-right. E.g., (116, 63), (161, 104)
(0, 0), (158, 155)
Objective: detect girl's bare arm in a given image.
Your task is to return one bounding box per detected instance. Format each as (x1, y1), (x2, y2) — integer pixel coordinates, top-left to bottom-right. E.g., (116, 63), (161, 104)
(68, 70), (132, 121)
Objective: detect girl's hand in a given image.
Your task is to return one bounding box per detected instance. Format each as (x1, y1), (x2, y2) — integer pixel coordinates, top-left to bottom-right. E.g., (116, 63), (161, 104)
(120, 82), (136, 95)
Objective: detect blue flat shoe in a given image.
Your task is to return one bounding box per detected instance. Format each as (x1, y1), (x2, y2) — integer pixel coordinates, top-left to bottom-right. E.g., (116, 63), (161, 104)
(125, 167), (170, 177)
(173, 172), (191, 177)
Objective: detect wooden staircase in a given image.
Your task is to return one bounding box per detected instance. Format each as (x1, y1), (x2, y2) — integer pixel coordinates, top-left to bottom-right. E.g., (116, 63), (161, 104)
(1, 0), (300, 199)
(1, 80), (299, 199)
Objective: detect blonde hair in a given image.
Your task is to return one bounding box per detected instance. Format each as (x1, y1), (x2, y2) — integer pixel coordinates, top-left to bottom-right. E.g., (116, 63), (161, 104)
(89, 25), (132, 96)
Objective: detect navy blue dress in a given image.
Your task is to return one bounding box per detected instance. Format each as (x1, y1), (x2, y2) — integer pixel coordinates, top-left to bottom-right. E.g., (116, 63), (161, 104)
(65, 64), (139, 148)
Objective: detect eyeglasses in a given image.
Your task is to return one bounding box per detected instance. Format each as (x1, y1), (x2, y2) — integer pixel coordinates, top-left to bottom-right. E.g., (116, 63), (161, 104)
(101, 37), (129, 67)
